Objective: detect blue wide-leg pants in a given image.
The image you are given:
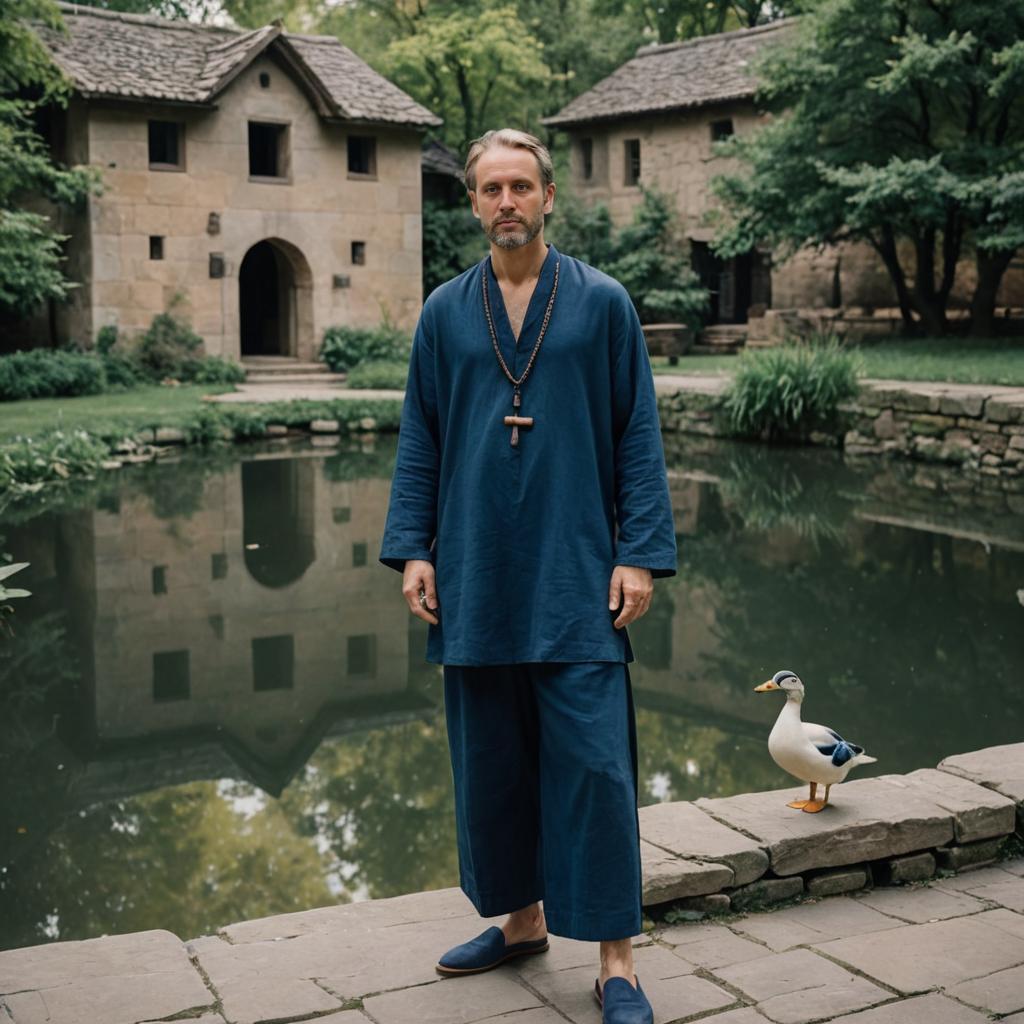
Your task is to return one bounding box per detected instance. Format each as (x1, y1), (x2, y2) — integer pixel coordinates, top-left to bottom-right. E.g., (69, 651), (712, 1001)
(442, 661), (642, 942)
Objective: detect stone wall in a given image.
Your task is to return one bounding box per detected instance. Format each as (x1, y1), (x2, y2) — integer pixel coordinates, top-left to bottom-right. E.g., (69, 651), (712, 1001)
(641, 742), (1024, 917)
(656, 378), (1024, 480)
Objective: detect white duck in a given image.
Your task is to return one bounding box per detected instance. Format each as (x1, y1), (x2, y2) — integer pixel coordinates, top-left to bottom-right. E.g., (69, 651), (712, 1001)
(754, 669), (877, 812)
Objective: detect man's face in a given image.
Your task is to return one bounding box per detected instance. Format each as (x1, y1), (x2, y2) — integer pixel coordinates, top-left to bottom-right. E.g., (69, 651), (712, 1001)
(468, 145), (556, 250)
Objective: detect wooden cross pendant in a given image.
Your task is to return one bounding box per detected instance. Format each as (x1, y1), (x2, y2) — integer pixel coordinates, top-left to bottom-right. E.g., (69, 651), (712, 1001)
(503, 387), (533, 446)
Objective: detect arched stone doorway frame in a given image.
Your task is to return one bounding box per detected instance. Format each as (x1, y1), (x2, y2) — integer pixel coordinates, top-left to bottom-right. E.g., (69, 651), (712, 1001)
(237, 236), (315, 360)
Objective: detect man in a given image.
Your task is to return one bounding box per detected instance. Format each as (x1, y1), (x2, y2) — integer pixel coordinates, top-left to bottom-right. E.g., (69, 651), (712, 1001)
(380, 128), (676, 1024)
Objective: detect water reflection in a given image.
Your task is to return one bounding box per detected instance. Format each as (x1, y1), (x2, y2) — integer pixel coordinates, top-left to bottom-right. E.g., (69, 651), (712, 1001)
(1, 435), (1021, 950)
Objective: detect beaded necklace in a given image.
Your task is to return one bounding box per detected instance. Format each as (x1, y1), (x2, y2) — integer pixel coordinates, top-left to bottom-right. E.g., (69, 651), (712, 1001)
(481, 256), (561, 447)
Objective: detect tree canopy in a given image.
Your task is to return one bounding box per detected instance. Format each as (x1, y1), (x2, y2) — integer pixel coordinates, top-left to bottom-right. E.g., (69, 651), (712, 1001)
(708, 0), (1024, 335)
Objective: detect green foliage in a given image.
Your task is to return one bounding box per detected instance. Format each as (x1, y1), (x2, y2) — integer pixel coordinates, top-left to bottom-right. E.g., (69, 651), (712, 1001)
(708, 0), (1024, 336)
(596, 0), (784, 44)
(133, 308), (203, 380)
(723, 336), (862, 440)
(1, 3), (101, 318)
(550, 188), (709, 326)
(422, 200), (486, 295)
(320, 324), (411, 373)
(0, 349), (107, 401)
(345, 359), (408, 390)
(0, 428), (112, 492)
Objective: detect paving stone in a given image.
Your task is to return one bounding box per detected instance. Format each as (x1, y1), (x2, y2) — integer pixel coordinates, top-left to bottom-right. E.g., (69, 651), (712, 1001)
(657, 923), (773, 969)
(827, 992), (991, 1023)
(853, 884), (985, 923)
(641, 838), (733, 904)
(729, 895), (902, 952)
(806, 866), (868, 897)
(691, 1010), (770, 1024)
(938, 743), (1024, 831)
(219, 886), (475, 943)
(695, 776), (953, 876)
(711, 947), (890, 1024)
(932, 864), (1023, 891)
(952, 877), (1024, 911)
(884, 769), (1017, 842)
(946, 962), (1024, 1014)
(872, 850), (936, 884)
(0, 930), (213, 1024)
(364, 974), (541, 1024)
(1001, 857), (1024, 876)
(140, 1017), (227, 1024)
(811, 908), (1024, 992)
(730, 876), (804, 911)
(934, 836), (1007, 871)
(640, 801), (769, 888)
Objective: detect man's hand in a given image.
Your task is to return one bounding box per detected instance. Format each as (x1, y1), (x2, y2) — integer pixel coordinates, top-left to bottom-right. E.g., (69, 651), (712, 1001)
(403, 559), (440, 625)
(609, 565), (653, 629)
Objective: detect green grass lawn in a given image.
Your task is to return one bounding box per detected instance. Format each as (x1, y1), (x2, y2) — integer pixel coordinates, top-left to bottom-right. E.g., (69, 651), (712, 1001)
(0, 384), (234, 443)
(652, 337), (1024, 386)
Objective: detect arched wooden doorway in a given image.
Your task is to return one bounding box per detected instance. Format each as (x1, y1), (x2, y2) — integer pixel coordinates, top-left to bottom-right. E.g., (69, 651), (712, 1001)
(238, 238), (313, 357)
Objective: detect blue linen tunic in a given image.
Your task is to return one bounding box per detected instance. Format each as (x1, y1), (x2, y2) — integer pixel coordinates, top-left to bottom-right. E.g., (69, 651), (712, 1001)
(379, 243), (677, 665)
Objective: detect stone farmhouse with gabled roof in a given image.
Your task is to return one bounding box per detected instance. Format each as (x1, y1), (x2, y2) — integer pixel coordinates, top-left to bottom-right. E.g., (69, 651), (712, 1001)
(22, 2), (441, 361)
(543, 18), (1023, 341)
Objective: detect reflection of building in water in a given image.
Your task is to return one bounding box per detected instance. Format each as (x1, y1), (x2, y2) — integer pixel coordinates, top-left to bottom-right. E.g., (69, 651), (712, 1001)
(69, 448), (431, 795)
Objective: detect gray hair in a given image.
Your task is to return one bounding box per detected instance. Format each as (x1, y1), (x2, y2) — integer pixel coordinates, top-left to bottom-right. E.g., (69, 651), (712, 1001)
(464, 128), (555, 192)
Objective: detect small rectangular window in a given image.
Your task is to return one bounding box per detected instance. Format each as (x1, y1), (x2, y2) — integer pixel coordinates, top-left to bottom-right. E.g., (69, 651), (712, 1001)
(332, 506), (351, 523)
(580, 137), (594, 181)
(710, 118), (734, 141)
(624, 139), (641, 186)
(248, 121), (289, 179)
(211, 552), (227, 580)
(148, 120), (182, 168)
(252, 634), (294, 691)
(347, 634), (376, 677)
(347, 135), (377, 176)
(152, 565), (167, 595)
(351, 240), (366, 265)
(149, 236), (164, 260)
(352, 541), (368, 567)
(153, 650), (190, 702)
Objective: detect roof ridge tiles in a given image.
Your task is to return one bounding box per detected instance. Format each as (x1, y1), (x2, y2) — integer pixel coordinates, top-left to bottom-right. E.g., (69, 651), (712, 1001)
(634, 15), (798, 58)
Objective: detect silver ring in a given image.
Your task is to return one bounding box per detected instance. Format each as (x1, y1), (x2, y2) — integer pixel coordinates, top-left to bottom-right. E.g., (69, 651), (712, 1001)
(419, 592), (428, 607)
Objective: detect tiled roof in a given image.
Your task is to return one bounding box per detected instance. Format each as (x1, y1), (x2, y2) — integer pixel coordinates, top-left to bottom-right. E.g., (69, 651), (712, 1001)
(39, 2), (441, 127)
(542, 18), (797, 128)
(422, 139), (463, 180)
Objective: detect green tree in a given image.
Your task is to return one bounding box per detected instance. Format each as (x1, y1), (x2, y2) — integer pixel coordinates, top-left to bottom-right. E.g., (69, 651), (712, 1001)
(708, 0), (1024, 336)
(596, 0), (787, 45)
(1, 0), (98, 319)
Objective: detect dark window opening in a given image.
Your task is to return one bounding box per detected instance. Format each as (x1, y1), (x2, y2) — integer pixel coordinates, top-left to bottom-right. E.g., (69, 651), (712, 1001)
(152, 565), (167, 594)
(351, 240), (366, 265)
(148, 120), (182, 168)
(252, 634), (295, 691)
(258, 71), (271, 88)
(347, 634), (376, 677)
(248, 121), (288, 178)
(624, 139), (641, 186)
(347, 135), (377, 176)
(352, 542), (368, 567)
(153, 650), (190, 702)
(211, 552), (228, 580)
(580, 137), (593, 180)
(149, 236), (164, 260)
(710, 118), (734, 142)
(332, 506), (351, 523)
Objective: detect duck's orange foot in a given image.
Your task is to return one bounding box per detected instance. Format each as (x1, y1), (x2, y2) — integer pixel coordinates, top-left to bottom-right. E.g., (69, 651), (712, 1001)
(801, 800), (829, 813)
(786, 799), (812, 809)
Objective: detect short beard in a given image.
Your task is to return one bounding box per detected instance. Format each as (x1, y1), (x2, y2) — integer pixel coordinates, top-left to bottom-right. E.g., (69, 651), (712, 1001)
(486, 210), (544, 250)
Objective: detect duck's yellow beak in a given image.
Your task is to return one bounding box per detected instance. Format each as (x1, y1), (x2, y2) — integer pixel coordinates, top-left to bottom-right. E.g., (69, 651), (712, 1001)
(754, 680), (779, 692)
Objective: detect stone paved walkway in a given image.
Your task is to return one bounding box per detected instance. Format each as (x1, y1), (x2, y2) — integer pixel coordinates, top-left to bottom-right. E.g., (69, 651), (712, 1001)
(1, 858), (1022, 1024)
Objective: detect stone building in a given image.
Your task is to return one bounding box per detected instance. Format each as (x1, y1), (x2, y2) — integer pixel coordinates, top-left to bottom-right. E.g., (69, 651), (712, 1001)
(542, 19), (1024, 340)
(25, 2), (440, 360)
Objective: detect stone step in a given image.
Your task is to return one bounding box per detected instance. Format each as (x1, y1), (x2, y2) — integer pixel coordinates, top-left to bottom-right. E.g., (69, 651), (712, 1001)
(243, 372), (348, 385)
(241, 359), (333, 376)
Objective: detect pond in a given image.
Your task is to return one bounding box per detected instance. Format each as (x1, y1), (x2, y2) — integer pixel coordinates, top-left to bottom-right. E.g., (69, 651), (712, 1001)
(1, 434), (1022, 951)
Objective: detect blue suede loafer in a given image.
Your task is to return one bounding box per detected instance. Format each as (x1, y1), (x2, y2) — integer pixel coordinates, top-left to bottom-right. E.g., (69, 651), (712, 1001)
(594, 974), (653, 1024)
(436, 926), (549, 976)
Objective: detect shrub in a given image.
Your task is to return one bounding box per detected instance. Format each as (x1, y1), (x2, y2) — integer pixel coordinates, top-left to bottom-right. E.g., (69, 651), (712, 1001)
(320, 324), (411, 373)
(345, 359), (408, 390)
(423, 200), (487, 296)
(134, 310), (203, 381)
(179, 355), (246, 385)
(99, 351), (144, 390)
(0, 349), (107, 401)
(723, 336), (862, 440)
